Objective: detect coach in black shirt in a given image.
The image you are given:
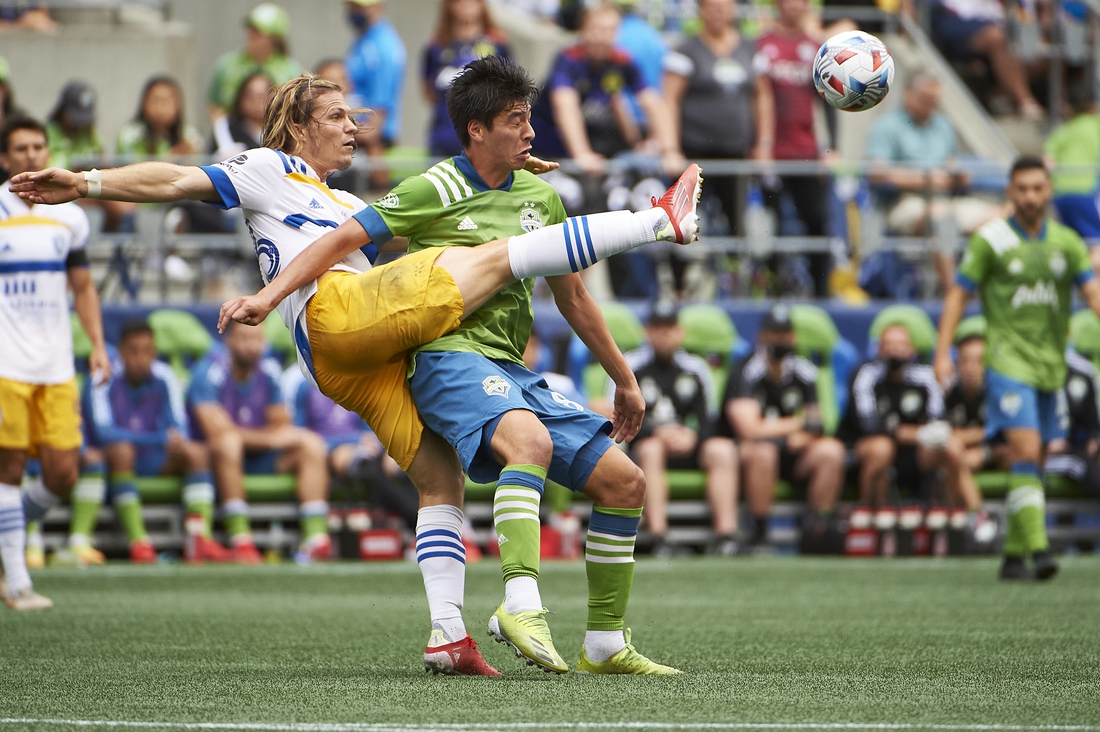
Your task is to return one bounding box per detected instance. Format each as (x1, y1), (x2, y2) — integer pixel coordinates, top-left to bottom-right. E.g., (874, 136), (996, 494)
(945, 334), (1010, 479)
(841, 323), (978, 507)
(723, 305), (844, 549)
(1044, 351), (1100, 497)
(627, 301), (739, 555)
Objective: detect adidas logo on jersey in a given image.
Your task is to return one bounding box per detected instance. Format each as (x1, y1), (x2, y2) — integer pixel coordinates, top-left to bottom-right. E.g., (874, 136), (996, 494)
(308, 198), (323, 210)
(458, 216), (478, 231)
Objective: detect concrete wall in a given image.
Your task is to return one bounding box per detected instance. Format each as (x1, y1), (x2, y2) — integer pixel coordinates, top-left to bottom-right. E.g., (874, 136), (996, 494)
(2, 0), (571, 156)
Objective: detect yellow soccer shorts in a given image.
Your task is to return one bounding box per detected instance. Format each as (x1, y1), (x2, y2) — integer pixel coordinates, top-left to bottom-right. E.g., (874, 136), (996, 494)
(0, 377), (83, 454)
(306, 247), (465, 471)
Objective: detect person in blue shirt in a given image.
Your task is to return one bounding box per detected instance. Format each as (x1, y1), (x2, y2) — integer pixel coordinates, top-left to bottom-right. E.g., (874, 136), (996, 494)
(613, 0), (667, 130)
(346, 0), (407, 189)
(421, 0), (511, 157)
(188, 320), (331, 563)
(86, 319), (217, 564)
(285, 369), (419, 530)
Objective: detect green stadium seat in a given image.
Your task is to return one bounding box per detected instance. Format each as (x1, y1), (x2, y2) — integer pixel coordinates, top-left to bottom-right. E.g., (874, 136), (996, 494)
(869, 304), (937, 359)
(1071, 309), (1100, 370)
(71, 311), (93, 360)
(954, 315), (987, 343)
(790, 304), (841, 436)
(582, 302), (646, 401)
(135, 474), (297, 504)
(678, 304), (737, 405)
(148, 309), (213, 386)
(384, 146), (430, 184)
(263, 312), (295, 366)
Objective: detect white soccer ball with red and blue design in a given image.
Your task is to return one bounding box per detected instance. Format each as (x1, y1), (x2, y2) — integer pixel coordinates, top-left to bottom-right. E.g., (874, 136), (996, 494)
(813, 31), (894, 112)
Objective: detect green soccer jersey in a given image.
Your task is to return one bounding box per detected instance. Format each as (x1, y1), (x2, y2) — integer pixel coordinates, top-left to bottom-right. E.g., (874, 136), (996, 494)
(357, 154), (567, 364)
(958, 217), (1094, 392)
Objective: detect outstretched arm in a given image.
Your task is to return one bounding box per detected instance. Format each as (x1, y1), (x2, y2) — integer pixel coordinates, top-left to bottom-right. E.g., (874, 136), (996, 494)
(547, 273), (644, 443)
(10, 163), (217, 205)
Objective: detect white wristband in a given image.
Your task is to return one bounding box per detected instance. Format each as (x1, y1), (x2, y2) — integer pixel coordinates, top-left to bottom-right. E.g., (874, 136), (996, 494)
(83, 169), (103, 199)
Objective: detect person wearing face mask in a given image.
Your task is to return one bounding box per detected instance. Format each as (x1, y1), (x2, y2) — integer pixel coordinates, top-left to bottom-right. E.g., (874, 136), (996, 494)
(345, 0), (406, 190)
(841, 323), (979, 515)
(624, 300), (740, 557)
(721, 305), (844, 553)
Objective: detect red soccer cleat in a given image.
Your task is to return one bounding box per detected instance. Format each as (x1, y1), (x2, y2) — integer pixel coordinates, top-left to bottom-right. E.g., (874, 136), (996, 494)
(652, 163), (703, 245)
(129, 539), (158, 564)
(424, 633), (502, 676)
(299, 534), (333, 563)
(232, 539), (264, 565)
(186, 535), (234, 565)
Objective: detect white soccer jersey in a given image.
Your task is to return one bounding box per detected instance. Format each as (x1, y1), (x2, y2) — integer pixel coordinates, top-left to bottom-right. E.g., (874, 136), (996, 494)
(0, 181), (90, 384)
(200, 148), (372, 384)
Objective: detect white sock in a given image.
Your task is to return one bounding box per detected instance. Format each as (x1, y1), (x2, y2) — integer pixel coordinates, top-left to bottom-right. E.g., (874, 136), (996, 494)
(508, 208), (669, 279)
(584, 630), (627, 662)
(0, 482), (32, 595)
(415, 504), (467, 642)
(21, 476), (59, 523)
(503, 576), (542, 614)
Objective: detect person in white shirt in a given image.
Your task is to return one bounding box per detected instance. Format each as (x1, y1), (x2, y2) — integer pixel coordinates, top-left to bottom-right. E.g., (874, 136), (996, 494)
(0, 116), (109, 610)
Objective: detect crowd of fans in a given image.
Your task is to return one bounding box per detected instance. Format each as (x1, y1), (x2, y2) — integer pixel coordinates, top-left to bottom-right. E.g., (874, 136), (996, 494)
(3, 0), (1094, 301)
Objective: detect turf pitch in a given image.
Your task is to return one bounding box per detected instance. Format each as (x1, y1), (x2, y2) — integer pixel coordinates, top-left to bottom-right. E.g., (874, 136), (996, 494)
(2, 556), (1099, 732)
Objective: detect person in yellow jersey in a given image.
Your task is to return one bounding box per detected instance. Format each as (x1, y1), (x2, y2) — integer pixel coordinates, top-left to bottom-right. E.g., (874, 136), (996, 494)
(0, 117), (110, 610)
(12, 69), (701, 669)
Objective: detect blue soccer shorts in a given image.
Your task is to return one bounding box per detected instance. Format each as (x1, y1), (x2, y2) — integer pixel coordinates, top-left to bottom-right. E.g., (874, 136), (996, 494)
(409, 351), (615, 489)
(985, 369), (1067, 444)
(1053, 194), (1100, 245)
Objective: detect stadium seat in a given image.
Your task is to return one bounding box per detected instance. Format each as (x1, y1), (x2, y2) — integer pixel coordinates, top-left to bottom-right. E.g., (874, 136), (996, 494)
(71, 311), (93, 361)
(868, 304), (937, 360)
(790, 304), (842, 436)
(148, 308), (214, 386)
(678, 303), (737, 404)
(577, 302), (646, 400)
(263, 312), (295, 366)
(954, 314), (987, 343)
(1071, 309), (1100, 369)
(135, 474), (298, 504)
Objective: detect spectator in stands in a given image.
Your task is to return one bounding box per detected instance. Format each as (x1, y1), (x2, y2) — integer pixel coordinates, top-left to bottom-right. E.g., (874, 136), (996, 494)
(0, 0), (55, 32)
(346, 0), (407, 190)
(722, 305), (844, 552)
(86, 320), (225, 564)
(929, 0), (1043, 120)
(209, 71), (272, 161)
(421, 0), (511, 157)
(1044, 350), (1100, 498)
(116, 76), (201, 160)
(663, 0), (762, 239)
(208, 3), (303, 123)
(45, 81), (102, 172)
(613, 0), (666, 137)
(533, 3), (682, 179)
(842, 324), (985, 515)
(1045, 81), (1100, 268)
(626, 300), (740, 556)
(187, 320), (331, 564)
(286, 372), (419, 531)
(754, 0), (833, 298)
(866, 73), (1001, 293)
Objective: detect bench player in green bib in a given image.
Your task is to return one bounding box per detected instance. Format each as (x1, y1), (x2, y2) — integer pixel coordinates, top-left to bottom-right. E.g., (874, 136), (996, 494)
(936, 156), (1100, 581)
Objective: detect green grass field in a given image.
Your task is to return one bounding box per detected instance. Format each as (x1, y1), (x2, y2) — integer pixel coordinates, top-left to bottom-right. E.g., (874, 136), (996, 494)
(2, 556), (1099, 732)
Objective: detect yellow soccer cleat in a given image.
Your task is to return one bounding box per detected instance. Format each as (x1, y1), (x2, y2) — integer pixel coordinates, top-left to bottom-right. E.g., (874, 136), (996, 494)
(487, 603), (568, 674)
(50, 544), (106, 567)
(575, 629), (682, 675)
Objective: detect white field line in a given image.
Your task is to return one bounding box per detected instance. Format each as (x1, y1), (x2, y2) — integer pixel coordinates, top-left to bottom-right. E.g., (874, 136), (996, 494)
(2, 719), (1100, 732)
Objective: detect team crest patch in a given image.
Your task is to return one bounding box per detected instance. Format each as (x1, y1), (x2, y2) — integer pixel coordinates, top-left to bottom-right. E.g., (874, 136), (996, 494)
(482, 375), (511, 398)
(376, 193), (399, 209)
(900, 390), (923, 417)
(520, 203), (542, 233)
(1000, 391), (1022, 417)
(1050, 252), (1066, 278)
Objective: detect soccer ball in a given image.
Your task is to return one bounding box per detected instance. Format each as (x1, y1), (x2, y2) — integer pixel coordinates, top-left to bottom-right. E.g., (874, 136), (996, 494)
(813, 30), (895, 112)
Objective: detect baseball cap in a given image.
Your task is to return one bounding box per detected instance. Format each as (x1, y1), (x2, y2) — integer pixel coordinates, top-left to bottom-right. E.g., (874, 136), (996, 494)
(58, 81), (96, 127)
(247, 3), (290, 39)
(760, 304), (794, 333)
(0, 56), (9, 83)
(647, 299), (679, 327)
